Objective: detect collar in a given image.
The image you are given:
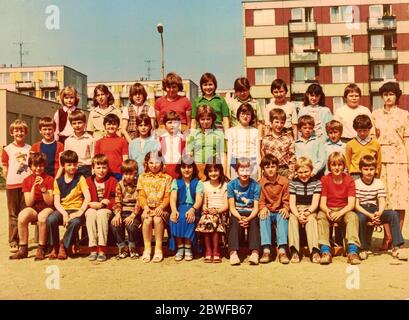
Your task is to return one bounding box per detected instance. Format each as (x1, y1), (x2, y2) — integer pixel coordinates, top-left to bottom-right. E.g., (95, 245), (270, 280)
(326, 139), (343, 146)
(94, 105), (115, 115)
(144, 171), (166, 178)
(259, 175), (287, 188)
(69, 132), (92, 139)
(63, 106), (76, 112)
(198, 95), (220, 102)
(360, 177), (374, 186)
(41, 139), (56, 144)
(160, 132), (183, 138)
(356, 136), (371, 145)
(382, 106), (397, 114)
(122, 177), (138, 187)
(296, 136), (316, 143)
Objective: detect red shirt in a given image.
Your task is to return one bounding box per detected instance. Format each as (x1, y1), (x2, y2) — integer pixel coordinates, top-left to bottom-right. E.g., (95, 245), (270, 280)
(22, 173), (54, 203)
(321, 173), (356, 208)
(95, 135), (128, 174)
(154, 95), (192, 125)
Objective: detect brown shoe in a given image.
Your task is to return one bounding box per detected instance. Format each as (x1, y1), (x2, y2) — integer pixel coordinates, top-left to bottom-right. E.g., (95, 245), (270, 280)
(57, 244), (68, 260)
(320, 253), (332, 265)
(259, 252), (271, 264)
(347, 253), (361, 265)
(35, 247), (46, 261)
(9, 246), (28, 260)
(278, 252), (290, 264)
(48, 245), (59, 260)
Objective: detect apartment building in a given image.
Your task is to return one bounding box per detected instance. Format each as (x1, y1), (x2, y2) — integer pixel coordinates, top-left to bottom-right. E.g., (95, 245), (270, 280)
(243, 0), (409, 112)
(0, 65), (88, 109)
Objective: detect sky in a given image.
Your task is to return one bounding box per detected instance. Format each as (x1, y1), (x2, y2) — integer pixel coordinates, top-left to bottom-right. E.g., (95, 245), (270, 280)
(0, 0), (255, 89)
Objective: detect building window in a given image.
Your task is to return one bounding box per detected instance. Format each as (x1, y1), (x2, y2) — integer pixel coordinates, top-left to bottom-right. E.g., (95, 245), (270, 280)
(21, 72), (33, 82)
(372, 96), (384, 111)
(369, 4), (392, 17)
(291, 7), (314, 22)
(332, 97), (344, 113)
(332, 66), (354, 83)
(44, 71), (57, 81)
(0, 73), (10, 84)
(293, 67), (316, 82)
(43, 90), (57, 101)
(330, 6), (354, 23)
(331, 36), (353, 53)
(254, 39), (276, 55)
(371, 64), (394, 80)
(254, 9), (275, 25)
(292, 37), (315, 52)
(370, 34), (393, 50)
(255, 68), (276, 85)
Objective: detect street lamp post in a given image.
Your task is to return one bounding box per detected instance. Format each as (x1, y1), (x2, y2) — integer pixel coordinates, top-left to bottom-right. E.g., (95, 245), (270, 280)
(157, 23), (165, 81)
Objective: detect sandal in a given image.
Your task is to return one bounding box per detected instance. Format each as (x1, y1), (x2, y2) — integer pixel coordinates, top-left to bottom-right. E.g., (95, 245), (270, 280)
(290, 252), (300, 263)
(175, 246), (184, 262)
(141, 251), (151, 263)
(213, 256), (222, 263)
(204, 256), (213, 263)
(184, 247), (193, 261)
(152, 251), (163, 263)
(311, 252), (321, 264)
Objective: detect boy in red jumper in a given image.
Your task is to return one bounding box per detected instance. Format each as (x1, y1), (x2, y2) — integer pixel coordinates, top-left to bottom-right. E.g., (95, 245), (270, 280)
(85, 154), (117, 262)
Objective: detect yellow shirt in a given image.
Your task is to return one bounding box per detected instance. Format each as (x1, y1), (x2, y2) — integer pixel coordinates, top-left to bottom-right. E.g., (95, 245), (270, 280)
(345, 138), (382, 175)
(54, 175), (89, 210)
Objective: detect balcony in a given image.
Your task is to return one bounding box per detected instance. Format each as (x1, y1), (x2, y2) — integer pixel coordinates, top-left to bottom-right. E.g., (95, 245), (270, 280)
(288, 20), (317, 34)
(15, 81), (35, 90)
(290, 50), (318, 64)
(369, 48), (397, 61)
(370, 78), (396, 92)
(368, 16), (397, 32)
(39, 80), (59, 89)
(291, 81), (318, 94)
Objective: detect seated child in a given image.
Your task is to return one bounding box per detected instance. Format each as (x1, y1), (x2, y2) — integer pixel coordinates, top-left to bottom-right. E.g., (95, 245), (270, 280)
(288, 157), (321, 264)
(85, 154), (117, 262)
(258, 154), (290, 264)
(9, 153), (54, 260)
(355, 155), (407, 261)
(318, 152), (361, 265)
(170, 155), (204, 261)
(111, 159), (142, 260)
(227, 157), (261, 266)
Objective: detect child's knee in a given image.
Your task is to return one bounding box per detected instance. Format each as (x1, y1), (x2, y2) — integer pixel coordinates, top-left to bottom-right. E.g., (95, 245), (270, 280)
(153, 216), (163, 225)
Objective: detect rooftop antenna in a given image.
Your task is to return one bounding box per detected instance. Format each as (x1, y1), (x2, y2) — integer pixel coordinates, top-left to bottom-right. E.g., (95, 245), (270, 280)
(144, 59), (155, 80)
(13, 40), (29, 67)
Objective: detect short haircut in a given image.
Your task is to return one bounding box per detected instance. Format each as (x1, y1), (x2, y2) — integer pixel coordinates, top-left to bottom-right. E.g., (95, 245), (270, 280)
(129, 82), (148, 104)
(295, 156), (313, 171)
(120, 159), (138, 174)
(260, 154), (279, 169)
(200, 73), (217, 94)
(359, 154), (377, 170)
(235, 157), (252, 172)
(379, 81), (402, 103)
(353, 114), (372, 130)
(204, 160), (229, 186)
(343, 83), (362, 98)
(327, 151), (346, 170)
(163, 110), (181, 124)
(93, 84), (115, 107)
(92, 154), (109, 167)
(326, 120), (343, 134)
(297, 115), (315, 129)
(269, 108), (286, 123)
(304, 83), (325, 106)
(236, 103), (255, 126)
(59, 86), (80, 107)
(9, 119), (29, 135)
(28, 152), (47, 168)
(195, 105), (216, 124)
(103, 113), (120, 126)
(162, 72), (183, 91)
(38, 116), (56, 130)
(234, 77), (251, 92)
(176, 155), (199, 179)
(270, 78), (288, 94)
(144, 150), (165, 173)
(60, 150), (79, 165)
(68, 110), (87, 124)
(135, 114), (153, 138)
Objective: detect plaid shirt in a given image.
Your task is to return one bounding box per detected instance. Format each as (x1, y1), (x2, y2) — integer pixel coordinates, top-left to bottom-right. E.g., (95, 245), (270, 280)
(261, 134), (296, 178)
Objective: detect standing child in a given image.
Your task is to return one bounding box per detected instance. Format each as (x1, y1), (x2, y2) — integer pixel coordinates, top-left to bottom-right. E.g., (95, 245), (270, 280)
(46, 150), (91, 260)
(85, 154), (117, 262)
(30, 117), (64, 178)
(334, 83), (374, 143)
(170, 156), (204, 261)
(64, 110), (96, 178)
(137, 151), (173, 263)
(159, 111), (185, 179)
(345, 115), (381, 180)
(95, 114), (129, 181)
(295, 115), (326, 179)
(324, 120), (346, 174)
(9, 153), (54, 260)
(317, 152), (361, 265)
(53, 86), (79, 144)
(264, 79), (298, 139)
(225, 103), (260, 179)
(288, 157), (321, 264)
(129, 114), (160, 175)
(196, 161), (229, 263)
(258, 155), (290, 264)
(355, 155), (407, 261)
(111, 159), (141, 260)
(122, 82), (156, 143)
(191, 73), (230, 131)
(88, 84), (122, 140)
(187, 105), (226, 180)
(298, 83), (332, 142)
(1, 119), (31, 253)
(261, 108), (296, 179)
(227, 158), (261, 266)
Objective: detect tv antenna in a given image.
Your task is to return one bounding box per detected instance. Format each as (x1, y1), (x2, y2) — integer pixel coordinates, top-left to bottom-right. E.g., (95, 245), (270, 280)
(13, 41), (29, 67)
(144, 59), (156, 80)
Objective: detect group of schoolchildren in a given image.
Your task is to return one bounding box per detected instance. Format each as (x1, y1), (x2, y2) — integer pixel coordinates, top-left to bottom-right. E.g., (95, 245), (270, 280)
(2, 71), (408, 266)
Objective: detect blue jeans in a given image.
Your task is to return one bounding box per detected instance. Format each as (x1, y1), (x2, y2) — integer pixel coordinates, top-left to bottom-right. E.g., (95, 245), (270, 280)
(47, 210), (85, 249)
(356, 204), (404, 250)
(260, 211), (288, 247)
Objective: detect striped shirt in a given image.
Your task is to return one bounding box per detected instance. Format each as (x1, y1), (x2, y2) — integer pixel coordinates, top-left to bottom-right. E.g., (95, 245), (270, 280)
(355, 178), (386, 206)
(289, 178), (322, 205)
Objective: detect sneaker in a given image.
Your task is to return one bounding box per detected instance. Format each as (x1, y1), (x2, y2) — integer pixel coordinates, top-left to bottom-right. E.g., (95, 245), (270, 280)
(229, 252), (240, 266)
(248, 252), (259, 265)
(9, 245), (19, 253)
(359, 251), (368, 260)
(347, 253), (361, 265)
(290, 252), (300, 263)
(96, 252), (107, 262)
(320, 253), (332, 265)
(278, 252), (290, 264)
(259, 252), (271, 264)
(87, 252), (98, 261)
(184, 248), (193, 261)
(130, 249), (139, 260)
(392, 248), (408, 261)
(115, 247), (129, 260)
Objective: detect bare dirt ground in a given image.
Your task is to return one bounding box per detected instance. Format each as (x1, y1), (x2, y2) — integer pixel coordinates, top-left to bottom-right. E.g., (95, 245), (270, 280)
(0, 190), (408, 300)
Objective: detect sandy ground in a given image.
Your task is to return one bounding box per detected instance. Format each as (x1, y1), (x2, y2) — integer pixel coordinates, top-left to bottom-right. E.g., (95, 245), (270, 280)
(0, 189), (408, 300)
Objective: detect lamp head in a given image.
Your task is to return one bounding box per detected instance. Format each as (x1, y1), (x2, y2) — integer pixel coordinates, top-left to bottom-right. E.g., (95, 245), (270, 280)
(157, 23), (164, 33)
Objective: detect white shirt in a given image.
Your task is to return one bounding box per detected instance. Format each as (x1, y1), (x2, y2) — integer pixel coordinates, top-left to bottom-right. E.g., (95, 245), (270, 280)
(334, 105), (374, 139)
(160, 132), (184, 164)
(264, 101), (298, 128)
(204, 181), (227, 209)
(225, 125), (259, 158)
